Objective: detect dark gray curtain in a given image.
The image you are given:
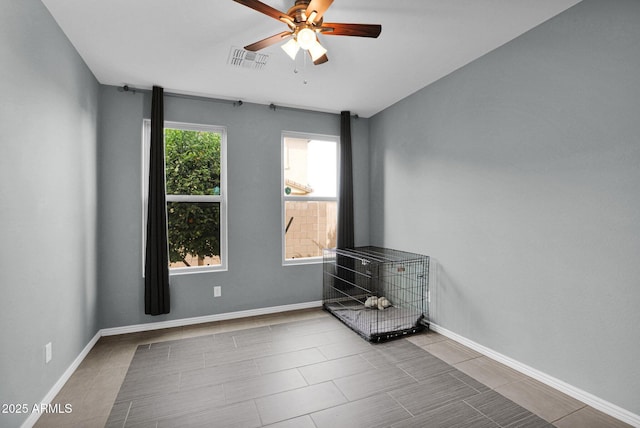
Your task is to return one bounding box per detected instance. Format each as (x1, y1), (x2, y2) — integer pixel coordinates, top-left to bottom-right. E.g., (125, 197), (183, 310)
(338, 111), (354, 249)
(144, 86), (170, 315)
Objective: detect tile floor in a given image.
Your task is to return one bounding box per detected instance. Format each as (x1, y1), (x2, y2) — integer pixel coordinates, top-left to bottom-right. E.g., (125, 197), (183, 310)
(34, 309), (630, 428)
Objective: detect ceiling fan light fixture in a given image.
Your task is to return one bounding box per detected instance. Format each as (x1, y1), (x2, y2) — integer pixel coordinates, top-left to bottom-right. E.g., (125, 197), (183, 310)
(308, 40), (327, 61)
(296, 27), (316, 50)
(234, 0), (381, 66)
(281, 38), (300, 60)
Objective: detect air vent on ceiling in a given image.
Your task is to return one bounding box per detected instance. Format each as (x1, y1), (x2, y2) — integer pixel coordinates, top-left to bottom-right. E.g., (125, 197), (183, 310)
(227, 47), (269, 70)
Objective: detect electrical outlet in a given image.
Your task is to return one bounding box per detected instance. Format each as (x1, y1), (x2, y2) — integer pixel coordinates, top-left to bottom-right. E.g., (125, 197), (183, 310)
(45, 342), (52, 364)
(214, 286), (221, 297)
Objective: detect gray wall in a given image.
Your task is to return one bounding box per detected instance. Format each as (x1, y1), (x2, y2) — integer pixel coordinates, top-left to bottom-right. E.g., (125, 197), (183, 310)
(98, 88), (370, 328)
(369, 0), (640, 415)
(4, 0), (637, 424)
(0, 1), (100, 426)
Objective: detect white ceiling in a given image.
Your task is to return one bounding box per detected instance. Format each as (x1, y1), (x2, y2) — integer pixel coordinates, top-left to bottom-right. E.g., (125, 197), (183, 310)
(41, 0), (581, 118)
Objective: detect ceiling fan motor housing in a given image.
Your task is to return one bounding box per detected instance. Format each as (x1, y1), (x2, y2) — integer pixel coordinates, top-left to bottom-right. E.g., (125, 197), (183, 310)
(234, 0), (381, 65)
(289, 0), (322, 26)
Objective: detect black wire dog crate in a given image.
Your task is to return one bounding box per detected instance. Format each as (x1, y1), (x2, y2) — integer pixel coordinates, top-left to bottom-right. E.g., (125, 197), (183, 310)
(323, 246), (429, 342)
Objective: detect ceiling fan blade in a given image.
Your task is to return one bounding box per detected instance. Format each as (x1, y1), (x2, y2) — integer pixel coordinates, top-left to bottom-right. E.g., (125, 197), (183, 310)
(305, 0), (334, 23)
(320, 23), (382, 38)
(312, 53), (328, 65)
(245, 31), (292, 51)
(233, 0), (290, 22)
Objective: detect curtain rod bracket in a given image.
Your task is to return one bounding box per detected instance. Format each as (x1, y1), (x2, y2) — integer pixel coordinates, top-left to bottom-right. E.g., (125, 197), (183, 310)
(120, 84), (138, 94)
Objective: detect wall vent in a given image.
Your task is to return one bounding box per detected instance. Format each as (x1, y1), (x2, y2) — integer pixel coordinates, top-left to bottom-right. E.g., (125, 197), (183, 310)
(227, 47), (269, 70)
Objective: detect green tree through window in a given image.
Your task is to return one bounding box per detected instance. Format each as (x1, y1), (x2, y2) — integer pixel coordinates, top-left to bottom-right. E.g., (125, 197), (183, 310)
(165, 128), (222, 267)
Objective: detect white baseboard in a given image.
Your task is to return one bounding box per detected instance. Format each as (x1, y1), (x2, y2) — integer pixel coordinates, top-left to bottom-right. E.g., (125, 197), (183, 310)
(21, 332), (102, 428)
(100, 300), (323, 336)
(29, 304), (637, 428)
(21, 300), (323, 428)
(429, 323), (640, 427)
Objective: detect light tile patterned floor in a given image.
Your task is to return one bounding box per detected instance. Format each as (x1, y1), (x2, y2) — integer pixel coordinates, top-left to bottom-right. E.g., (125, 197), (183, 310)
(34, 309), (630, 427)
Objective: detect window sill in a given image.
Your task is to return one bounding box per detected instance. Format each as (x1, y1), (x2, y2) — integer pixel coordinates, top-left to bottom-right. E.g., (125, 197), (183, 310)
(283, 257), (323, 267)
(169, 266), (228, 276)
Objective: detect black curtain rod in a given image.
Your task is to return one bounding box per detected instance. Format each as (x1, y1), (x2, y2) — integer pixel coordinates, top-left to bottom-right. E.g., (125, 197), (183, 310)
(119, 85), (359, 117)
(120, 85), (239, 106)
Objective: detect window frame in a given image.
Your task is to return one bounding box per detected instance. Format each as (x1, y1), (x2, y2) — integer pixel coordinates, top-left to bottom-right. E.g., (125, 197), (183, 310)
(281, 130), (340, 266)
(142, 119), (228, 276)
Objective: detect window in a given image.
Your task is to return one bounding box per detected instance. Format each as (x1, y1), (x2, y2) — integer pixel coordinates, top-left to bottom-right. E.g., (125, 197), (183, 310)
(143, 120), (227, 274)
(282, 132), (338, 264)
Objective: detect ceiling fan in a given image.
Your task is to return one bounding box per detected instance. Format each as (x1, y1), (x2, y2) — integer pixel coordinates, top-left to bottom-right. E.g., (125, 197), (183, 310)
(233, 0), (382, 65)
